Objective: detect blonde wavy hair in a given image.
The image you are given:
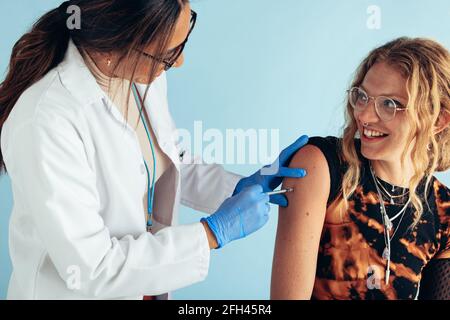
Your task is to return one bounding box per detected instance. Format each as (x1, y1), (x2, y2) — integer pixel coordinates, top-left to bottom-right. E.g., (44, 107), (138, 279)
(341, 37), (450, 226)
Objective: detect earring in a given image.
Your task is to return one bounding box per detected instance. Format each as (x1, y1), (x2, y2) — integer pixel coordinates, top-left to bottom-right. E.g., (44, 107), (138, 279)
(106, 59), (112, 67)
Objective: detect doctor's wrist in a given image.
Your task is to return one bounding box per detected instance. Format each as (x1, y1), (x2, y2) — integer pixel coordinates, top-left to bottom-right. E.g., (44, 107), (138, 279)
(200, 220), (219, 249)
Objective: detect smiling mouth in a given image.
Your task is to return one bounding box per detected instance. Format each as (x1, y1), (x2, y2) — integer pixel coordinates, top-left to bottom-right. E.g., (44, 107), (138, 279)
(362, 128), (389, 139)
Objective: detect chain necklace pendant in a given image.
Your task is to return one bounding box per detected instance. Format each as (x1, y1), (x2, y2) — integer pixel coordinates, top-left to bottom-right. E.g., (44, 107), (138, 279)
(385, 216), (393, 231)
(382, 247), (390, 260)
(390, 197), (394, 205)
(391, 185), (395, 192)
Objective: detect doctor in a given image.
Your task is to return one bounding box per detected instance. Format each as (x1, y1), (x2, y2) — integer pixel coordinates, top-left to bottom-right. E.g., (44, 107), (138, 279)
(0, 0), (308, 299)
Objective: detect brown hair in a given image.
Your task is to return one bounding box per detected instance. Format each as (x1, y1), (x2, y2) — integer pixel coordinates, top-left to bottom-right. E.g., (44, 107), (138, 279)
(341, 37), (450, 226)
(0, 0), (189, 174)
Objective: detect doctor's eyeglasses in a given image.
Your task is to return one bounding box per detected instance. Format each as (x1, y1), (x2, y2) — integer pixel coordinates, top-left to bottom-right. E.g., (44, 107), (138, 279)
(137, 10), (197, 71)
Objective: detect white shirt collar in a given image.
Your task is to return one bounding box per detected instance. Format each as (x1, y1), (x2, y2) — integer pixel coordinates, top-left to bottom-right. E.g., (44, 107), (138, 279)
(57, 39), (107, 106)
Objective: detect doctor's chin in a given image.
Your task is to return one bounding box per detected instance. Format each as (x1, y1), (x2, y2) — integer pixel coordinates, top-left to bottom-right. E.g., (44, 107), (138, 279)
(0, 0), (449, 312)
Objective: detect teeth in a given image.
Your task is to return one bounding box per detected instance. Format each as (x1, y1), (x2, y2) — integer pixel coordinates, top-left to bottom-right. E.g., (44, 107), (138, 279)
(364, 128), (387, 137)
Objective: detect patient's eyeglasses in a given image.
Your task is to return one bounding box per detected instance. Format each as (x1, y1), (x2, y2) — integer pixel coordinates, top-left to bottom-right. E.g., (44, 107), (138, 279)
(348, 86), (407, 122)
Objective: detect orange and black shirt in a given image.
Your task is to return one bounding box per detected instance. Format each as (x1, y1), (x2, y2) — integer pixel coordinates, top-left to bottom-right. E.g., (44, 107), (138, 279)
(308, 136), (450, 300)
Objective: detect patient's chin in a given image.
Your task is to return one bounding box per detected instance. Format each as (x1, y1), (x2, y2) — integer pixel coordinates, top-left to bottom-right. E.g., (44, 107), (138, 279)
(360, 146), (384, 162)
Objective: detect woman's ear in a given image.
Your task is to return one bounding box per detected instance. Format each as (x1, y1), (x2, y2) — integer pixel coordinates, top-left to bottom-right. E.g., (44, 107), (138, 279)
(434, 109), (450, 134)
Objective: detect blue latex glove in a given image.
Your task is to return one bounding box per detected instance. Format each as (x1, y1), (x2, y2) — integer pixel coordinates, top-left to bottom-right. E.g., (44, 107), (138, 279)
(201, 185), (270, 248)
(233, 135), (309, 207)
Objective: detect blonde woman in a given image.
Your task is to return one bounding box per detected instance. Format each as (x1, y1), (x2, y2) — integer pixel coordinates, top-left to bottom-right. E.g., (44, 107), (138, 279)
(271, 37), (450, 300)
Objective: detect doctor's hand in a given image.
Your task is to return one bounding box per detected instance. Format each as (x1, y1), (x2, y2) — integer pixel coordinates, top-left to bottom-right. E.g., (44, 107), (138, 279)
(201, 185), (270, 249)
(233, 135), (309, 207)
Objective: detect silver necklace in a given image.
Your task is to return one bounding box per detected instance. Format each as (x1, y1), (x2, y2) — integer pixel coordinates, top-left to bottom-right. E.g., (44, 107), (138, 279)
(374, 176), (409, 205)
(388, 198), (410, 223)
(369, 163), (410, 285)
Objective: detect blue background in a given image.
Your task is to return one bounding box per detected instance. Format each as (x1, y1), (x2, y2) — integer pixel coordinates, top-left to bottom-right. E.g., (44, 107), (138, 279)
(1, 0), (449, 299)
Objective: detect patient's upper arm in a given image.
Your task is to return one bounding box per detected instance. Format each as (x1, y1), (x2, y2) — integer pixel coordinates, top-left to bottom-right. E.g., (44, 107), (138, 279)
(271, 144), (330, 300)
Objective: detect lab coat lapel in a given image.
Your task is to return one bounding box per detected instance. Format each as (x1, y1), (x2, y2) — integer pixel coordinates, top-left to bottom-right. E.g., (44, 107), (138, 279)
(134, 81), (182, 170)
(134, 79), (183, 227)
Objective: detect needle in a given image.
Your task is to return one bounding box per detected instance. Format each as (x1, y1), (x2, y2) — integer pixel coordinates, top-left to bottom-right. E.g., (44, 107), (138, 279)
(265, 188), (294, 196)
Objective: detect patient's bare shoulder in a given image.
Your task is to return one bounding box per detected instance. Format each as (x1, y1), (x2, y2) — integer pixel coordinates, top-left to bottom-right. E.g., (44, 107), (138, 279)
(282, 144), (331, 206)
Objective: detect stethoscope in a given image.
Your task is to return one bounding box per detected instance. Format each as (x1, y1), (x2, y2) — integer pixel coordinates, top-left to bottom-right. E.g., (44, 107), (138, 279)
(131, 83), (156, 230)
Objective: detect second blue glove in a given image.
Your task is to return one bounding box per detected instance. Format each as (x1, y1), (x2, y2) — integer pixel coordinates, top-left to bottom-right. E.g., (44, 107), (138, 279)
(233, 135), (309, 207)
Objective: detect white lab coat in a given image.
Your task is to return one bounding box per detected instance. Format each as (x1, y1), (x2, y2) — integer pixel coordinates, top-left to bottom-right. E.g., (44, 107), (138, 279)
(1, 40), (242, 300)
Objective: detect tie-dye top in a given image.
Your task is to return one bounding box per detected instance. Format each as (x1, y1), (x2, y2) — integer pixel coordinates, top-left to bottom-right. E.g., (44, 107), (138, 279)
(308, 136), (450, 300)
